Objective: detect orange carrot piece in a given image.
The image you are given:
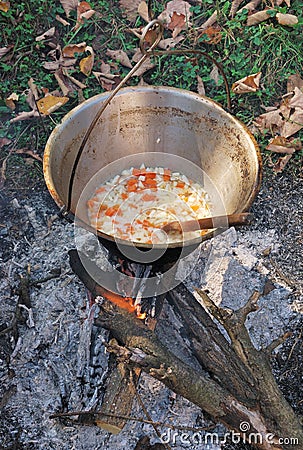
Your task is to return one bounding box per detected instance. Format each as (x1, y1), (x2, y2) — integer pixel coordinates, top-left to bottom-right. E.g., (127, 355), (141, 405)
(176, 181), (185, 188)
(144, 172), (156, 179)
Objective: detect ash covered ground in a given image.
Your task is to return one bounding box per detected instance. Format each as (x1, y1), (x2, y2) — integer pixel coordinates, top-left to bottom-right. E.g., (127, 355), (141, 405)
(0, 168), (302, 450)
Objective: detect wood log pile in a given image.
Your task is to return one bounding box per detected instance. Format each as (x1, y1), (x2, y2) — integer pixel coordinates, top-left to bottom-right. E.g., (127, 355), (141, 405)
(68, 249), (303, 450)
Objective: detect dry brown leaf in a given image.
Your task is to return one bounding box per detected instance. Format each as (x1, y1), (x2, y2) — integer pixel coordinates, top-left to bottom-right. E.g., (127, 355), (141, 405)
(74, 1), (95, 30)
(158, 35), (184, 50)
(198, 25), (222, 44)
(281, 109), (303, 137)
(131, 48), (156, 77)
(168, 11), (186, 37)
(246, 10), (272, 26)
(60, 0), (78, 17)
(0, 1), (10, 12)
(37, 94), (69, 115)
(254, 109), (284, 133)
(197, 75), (205, 96)
(198, 11), (217, 31)
(273, 154), (292, 172)
(288, 87), (303, 109)
(14, 149), (43, 162)
(62, 42), (87, 57)
(276, 13), (298, 26)
(158, 0), (192, 37)
(0, 45), (13, 58)
(266, 136), (297, 154)
(55, 14), (70, 26)
(119, 0), (141, 22)
(35, 27), (56, 42)
(61, 69), (87, 89)
(5, 93), (18, 110)
(210, 65), (220, 85)
(10, 110), (40, 123)
(273, 0), (291, 5)
(106, 49), (132, 69)
(230, 0), (243, 17)
(93, 72), (117, 91)
(0, 138), (11, 149)
(237, 0), (261, 14)
(287, 73), (303, 93)
(54, 68), (86, 95)
(138, 1), (149, 22)
(232, 72), (261, 94)
(79, 46), (94, 76)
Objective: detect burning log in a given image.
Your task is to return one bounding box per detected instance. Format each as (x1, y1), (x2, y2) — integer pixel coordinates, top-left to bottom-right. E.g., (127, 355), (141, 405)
(69, 249), (303, 449)
(69, 249), (165, 433)
(95, 291), (302, 450)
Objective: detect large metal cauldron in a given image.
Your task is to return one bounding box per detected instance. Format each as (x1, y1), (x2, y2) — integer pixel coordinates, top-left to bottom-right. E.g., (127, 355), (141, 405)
(43, 85), (261, 258)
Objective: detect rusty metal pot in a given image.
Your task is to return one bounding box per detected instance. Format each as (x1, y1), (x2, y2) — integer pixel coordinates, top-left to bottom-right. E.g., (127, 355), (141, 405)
(43, 85), (261, 255)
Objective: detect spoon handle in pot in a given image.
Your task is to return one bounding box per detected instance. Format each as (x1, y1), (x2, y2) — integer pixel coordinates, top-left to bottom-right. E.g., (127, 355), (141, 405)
(162, 213), (253, 233)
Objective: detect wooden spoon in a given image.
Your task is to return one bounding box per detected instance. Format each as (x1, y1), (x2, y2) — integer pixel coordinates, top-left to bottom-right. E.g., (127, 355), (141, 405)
(162, 213), (253, 233)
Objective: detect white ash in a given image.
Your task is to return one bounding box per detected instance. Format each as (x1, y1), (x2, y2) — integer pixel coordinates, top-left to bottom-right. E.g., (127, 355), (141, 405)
(0, 192), (302, 450)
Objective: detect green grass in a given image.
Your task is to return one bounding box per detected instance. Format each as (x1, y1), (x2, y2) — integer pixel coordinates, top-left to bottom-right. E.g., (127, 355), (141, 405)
(0, 0), (302, 188)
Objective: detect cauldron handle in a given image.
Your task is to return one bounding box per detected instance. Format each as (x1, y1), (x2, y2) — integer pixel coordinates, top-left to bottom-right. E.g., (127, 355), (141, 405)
(62, 20), (231, 219)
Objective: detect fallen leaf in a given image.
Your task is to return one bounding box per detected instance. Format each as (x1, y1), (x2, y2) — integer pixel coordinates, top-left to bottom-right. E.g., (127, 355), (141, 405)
(106, 49), (133, 69)
(0, 45), (13, 58)
(210, 65), (220, 85)
(5, 93), (18, 110)
(62, 68), (87, 88)
(62, 42), (87, 57)
(230, 0), (243, 17)
(247, 10), (273, 26)
(0, 1), (10, 12)
(74, 1), (95, 30)
(60, 0), (78, 17)
(93, 72), (117, 91)
(119, 0), (141, 22)
(276, 13), (298, 26)
(14, 149), (43, 162)
(288, 87), (303, 110)
(266, 136), (297, 154)
(287, 73), (303, 93)
(54, 68), (85, 95)
(238, 0), (262, 14)
(35, 27), (56, 42)
(273, 154), (292, 172)
(79, 46), (94, 76)
(36, 94), (69, 115)
(0, 137), (11, 149)
(198, 11), (217, 31)
(197, 75), (205, 96)
(168, 12), (186, 37)
(281, 109), (303, 137)
(138, 1), (149, 22)
(158, 0), (192, 37)
(10, 110), (40, 123)
(55, 14), (70, 26)
(232, 72), (261, 94)
(198, 25), (222, 44)
(254, 109), (284, 133)
(158, 35), (184, 50)
(131, 48), (156, 77)
(43, 45), (77, 71)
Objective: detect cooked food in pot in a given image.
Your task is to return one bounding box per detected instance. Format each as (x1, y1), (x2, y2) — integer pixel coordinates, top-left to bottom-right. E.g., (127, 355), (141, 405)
(87, 165), (212, 244)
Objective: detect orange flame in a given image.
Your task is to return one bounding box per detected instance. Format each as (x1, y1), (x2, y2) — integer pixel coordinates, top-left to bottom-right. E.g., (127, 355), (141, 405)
(96, 285), (146, 319)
